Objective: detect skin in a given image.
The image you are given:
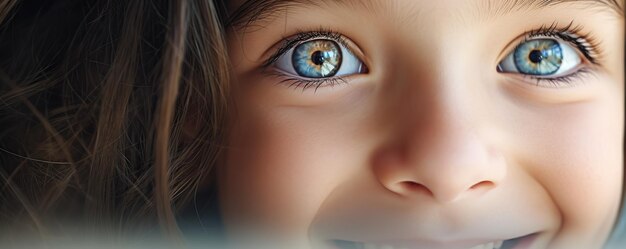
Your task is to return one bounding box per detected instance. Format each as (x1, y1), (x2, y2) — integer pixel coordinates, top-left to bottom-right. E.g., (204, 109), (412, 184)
(217, 0), (625, 248)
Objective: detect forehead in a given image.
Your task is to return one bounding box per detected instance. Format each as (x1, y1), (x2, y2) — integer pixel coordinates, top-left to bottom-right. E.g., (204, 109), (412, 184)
(225, 0), (624, 28)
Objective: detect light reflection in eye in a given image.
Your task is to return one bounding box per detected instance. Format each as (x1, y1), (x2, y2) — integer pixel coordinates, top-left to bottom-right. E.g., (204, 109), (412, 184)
(274, 38), (365, 79)
(292, 40), (342, 78)
(515, 39), (563, 75)
(498, 38), (581, 77)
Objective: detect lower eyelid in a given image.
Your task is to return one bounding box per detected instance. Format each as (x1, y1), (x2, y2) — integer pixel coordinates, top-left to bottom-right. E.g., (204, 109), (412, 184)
(507, 67), (594, 88)
(501, 77), (600, 104)
(266, 69), (350, 91)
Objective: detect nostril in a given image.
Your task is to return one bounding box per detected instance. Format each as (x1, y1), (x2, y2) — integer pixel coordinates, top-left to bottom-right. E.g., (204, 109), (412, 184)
(391, 180), (496, 201)
(399, 181), (433, 196)
(469, 181), (495, 190)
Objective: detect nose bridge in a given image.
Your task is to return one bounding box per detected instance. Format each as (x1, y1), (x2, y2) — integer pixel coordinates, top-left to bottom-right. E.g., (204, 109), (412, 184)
(392, 30), (472, 120)
(409, 92), (482, 166)
(399, 42), (484, 166)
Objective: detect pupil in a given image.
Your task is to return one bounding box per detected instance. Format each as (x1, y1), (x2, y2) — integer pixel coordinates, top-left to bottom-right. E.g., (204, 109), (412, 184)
(528, 50), (543, 63)
(311, 51), (325, 65)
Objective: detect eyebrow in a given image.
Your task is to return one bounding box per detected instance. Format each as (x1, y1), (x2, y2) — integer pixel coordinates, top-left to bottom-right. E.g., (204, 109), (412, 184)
(225, 0), (624, 28)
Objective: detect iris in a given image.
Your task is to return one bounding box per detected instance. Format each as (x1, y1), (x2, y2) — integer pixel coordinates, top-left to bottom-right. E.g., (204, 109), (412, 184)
(292, 40), (342, 78)
(513, 39), (563, 75)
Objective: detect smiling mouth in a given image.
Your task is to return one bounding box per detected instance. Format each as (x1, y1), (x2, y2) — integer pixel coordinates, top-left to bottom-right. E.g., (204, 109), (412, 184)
(331, 233), (537, 249)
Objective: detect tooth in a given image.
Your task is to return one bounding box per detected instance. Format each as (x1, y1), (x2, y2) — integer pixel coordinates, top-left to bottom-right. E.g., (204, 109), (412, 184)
(494, 241), (503, 249)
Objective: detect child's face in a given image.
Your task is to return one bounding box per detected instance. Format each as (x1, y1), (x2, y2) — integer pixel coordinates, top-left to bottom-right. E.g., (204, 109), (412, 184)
(218, 0), (624, 248)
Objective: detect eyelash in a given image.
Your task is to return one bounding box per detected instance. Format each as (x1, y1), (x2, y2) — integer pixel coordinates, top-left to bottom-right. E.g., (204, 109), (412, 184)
(264, 23), (601, 91)
(516, 22), (601, 87)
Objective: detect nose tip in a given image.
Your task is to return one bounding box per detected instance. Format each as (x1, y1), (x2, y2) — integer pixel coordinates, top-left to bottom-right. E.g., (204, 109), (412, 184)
(373, 143), (507, 203)
(372, 90), (508, 203)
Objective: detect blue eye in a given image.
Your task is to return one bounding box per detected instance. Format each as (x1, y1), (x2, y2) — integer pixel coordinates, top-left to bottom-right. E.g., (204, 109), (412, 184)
(293, 40), (342, 77)
(515, 39), (562, 75)
(498, 38), (582, 77)
(275, 39), (365, 78)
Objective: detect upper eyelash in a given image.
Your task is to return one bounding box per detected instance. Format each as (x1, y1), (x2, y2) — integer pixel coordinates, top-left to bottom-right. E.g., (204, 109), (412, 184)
(265, 23), (600, 90)
(510, 21), (602, 87)
(262, 28), (351, 68)
(523, 21), (602, 65)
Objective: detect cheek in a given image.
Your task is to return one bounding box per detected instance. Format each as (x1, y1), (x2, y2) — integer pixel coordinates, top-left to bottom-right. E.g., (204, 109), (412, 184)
(508, 87), (623, 243)
(218, 94), (376, 239)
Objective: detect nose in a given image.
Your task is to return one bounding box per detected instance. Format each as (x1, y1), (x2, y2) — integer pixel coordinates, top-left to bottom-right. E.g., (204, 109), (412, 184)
(372, 101), (507, 203)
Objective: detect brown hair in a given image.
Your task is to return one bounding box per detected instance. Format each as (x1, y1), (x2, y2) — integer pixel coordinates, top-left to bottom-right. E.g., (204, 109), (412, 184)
(0, 0), (229, 244)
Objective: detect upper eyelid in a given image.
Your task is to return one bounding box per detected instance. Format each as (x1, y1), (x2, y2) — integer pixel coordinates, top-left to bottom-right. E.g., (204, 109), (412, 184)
(261, 32), (338, 67)
(496, 26), (599, 67)
(263, 24), (599, 77)
(262, 31), (366, 68)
